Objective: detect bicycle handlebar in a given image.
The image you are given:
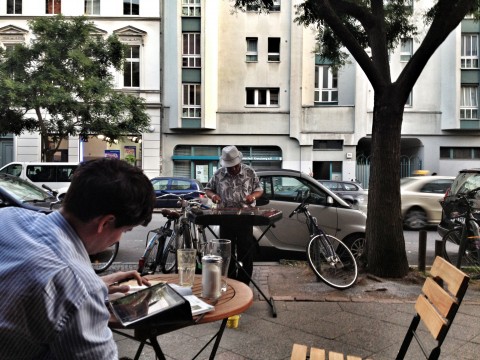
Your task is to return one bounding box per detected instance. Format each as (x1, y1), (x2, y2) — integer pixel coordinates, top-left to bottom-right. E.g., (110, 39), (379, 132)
(155, 191), (206, 199)
(289, 196), (310, 217)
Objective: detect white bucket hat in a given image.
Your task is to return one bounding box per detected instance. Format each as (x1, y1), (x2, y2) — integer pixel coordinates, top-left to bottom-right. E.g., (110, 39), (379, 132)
(221, 146), (243, 167)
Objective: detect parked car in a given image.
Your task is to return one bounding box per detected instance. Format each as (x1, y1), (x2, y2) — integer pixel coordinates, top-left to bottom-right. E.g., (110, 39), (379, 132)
(317, 179), (368, 213)
(254, 169), (366, 258)
(438, 169), (480, 237)
(0, 173), (59, 213)
(0, 161), (77, 199)
(151, 177), (205, 208)
(400, 175), (455, 230)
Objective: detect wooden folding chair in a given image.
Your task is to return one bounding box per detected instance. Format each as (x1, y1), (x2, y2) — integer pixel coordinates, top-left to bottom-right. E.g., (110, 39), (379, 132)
(290, 256), (470, 360)
(396, 256), (469, 359)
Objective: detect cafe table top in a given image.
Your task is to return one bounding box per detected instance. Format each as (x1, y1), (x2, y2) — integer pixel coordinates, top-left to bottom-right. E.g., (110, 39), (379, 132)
(108, 274), (253, 329)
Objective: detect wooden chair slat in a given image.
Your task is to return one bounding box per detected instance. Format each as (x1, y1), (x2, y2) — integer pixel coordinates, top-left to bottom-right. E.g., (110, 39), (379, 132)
(422, 277), (456, 317)
(291, 344), (308, 360)
(415, 293), (448, 340)
(328, 351), (345, 360)
(346, 355), (363, 360)
(430, 257), (469, 297)
(310, 347), (326, 360)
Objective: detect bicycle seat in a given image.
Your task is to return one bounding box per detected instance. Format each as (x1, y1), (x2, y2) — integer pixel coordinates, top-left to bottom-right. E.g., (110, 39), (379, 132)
(160, 209), (181, 219)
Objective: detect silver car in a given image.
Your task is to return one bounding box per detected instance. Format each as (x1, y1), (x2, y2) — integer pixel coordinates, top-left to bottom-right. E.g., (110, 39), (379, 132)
(253, 169), (366, 258)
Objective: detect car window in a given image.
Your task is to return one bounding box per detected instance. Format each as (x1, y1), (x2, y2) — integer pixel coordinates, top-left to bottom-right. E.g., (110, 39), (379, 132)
(322, 182), (339, 191)
(0, 177), (50, 202)
(171, 179), (192, 190)
(420, 180), (453, 194)
(0, 164), (22, 177)
(450, 173), (480, 194)
(262, 175), (327, 205)
(343, 183), (358, 191)
(260, 177), (273, 198)
(151, 179), (168, 191)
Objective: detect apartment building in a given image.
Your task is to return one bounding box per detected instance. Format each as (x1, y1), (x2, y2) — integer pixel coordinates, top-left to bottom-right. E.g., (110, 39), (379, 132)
(0, 0), (162, 178)
(1, 0), (480, 184)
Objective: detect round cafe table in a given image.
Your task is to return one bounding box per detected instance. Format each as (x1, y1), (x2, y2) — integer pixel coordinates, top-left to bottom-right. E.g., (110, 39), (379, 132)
(109, 274), (253, 360)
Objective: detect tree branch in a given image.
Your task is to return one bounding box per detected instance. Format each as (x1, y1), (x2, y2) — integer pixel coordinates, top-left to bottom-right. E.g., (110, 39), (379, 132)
(396, 0), (475, 96)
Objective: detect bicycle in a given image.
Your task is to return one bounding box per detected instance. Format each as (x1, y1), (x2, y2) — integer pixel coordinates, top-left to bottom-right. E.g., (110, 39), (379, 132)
(160, 193), (210, 273)
(289, 196), (358, 289)
(441, 187), (480, 278)
(137, 192), (209, 276)
(137, 208), (180, 275)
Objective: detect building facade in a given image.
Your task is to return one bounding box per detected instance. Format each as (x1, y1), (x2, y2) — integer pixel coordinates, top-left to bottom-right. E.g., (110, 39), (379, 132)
(0, 0), (162, 178)
(1, 0), (480, 186)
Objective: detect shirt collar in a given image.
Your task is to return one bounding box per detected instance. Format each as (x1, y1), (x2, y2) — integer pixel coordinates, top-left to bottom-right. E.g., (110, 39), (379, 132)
(220, 163), (244, 178)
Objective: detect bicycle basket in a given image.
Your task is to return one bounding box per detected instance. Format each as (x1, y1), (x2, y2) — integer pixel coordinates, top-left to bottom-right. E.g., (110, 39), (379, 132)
(440, 196), (469, 219)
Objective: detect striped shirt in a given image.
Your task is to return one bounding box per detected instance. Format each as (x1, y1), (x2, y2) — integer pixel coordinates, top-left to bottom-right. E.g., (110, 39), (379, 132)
(205, 163), (262, 208)
(0, 208), (117, 359)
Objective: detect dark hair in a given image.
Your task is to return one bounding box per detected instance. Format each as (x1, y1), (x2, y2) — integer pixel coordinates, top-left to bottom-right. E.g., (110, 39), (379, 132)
(62, 158), (155, 227)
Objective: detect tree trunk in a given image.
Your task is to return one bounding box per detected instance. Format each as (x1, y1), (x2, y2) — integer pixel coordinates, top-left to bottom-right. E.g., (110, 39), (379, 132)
(366, 90), (409, 277)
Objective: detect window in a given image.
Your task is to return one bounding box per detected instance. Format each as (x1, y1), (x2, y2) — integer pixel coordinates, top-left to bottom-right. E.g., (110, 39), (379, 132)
(7, 0), (22, 14)
(405, 91), (412, 107)
(272, 0), (281, 11)
(85, 0), (100, 15)
(246, 88), (279, 106)
(313, 140), (343, 150)
(246, 0), (280, 11)
(314, 66), (338, 104)
(182, 0), (200, 16)
(246, 1), (260, 11)
(183, 33), (201, 68)
(123, 0), (139, 15)
(400, 38), (413, 62)
(261, 175), (327, 205)
(46, 0), (61, 14)
(268, 37), (280, 62)
(461, 34), (479, 68)
(182, 84), (201, 118)
(246, 38), (258, 62)
(460, 86), (478, 119)
(440, 147), (480, 159)
(124, 45), (140, 88)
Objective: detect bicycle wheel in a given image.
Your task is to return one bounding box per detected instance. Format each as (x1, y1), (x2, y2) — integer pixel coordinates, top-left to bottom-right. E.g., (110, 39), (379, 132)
(442, 228), (480, 276)
(90, 242), (119, 274)
(138, 234), (164, 275)
(161, 227), (181, 273)
(307, 234), (358, 289)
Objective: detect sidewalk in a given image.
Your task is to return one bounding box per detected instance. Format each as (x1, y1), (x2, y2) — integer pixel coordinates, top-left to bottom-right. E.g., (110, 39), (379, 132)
(110, 262), (480, 360)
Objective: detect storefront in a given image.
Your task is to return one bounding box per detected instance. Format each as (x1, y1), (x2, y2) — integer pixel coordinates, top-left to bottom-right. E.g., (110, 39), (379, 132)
(172, 145), (282, 184)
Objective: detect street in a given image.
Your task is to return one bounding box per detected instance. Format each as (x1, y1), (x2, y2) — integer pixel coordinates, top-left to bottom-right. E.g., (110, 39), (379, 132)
(115, 213), (440, 267)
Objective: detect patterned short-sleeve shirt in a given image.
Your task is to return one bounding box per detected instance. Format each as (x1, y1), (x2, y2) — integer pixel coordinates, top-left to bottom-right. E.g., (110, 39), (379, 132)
(205, 164), (262, 208)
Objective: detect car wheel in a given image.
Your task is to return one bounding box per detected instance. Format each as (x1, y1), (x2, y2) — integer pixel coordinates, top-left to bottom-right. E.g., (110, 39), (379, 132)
(343, 235), (365, 262)
(404, 209), (428, 230)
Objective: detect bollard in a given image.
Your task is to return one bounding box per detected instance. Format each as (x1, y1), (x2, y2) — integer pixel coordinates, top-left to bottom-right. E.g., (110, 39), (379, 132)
(418, 230), (427, 272)
(435, 240), (443, 258)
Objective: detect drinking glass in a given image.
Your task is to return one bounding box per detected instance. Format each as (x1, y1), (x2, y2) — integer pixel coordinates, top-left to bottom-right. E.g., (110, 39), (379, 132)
(208, 239), (231, 292)
(177, 248), (196, 287)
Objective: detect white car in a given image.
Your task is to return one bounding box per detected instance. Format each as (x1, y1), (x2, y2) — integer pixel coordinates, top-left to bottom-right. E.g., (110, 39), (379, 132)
(254, 169), (367, 258)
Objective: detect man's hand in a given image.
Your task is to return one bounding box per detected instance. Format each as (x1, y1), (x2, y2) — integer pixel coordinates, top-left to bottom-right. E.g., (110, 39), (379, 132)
(245, 194), (256, 204)
(102, 270), (151, 294)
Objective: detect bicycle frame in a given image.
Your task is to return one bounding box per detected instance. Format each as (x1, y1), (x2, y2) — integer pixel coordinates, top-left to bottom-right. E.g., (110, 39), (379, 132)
(296, 202), (338, 262)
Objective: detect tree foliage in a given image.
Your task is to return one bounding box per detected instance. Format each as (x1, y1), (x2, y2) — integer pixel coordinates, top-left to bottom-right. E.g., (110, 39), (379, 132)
(234, 0), (479, 277)
(0, 15), (150, 161)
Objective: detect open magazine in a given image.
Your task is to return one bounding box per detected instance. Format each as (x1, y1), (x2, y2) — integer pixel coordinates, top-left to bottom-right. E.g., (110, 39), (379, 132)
(184, 295), (215, 316)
